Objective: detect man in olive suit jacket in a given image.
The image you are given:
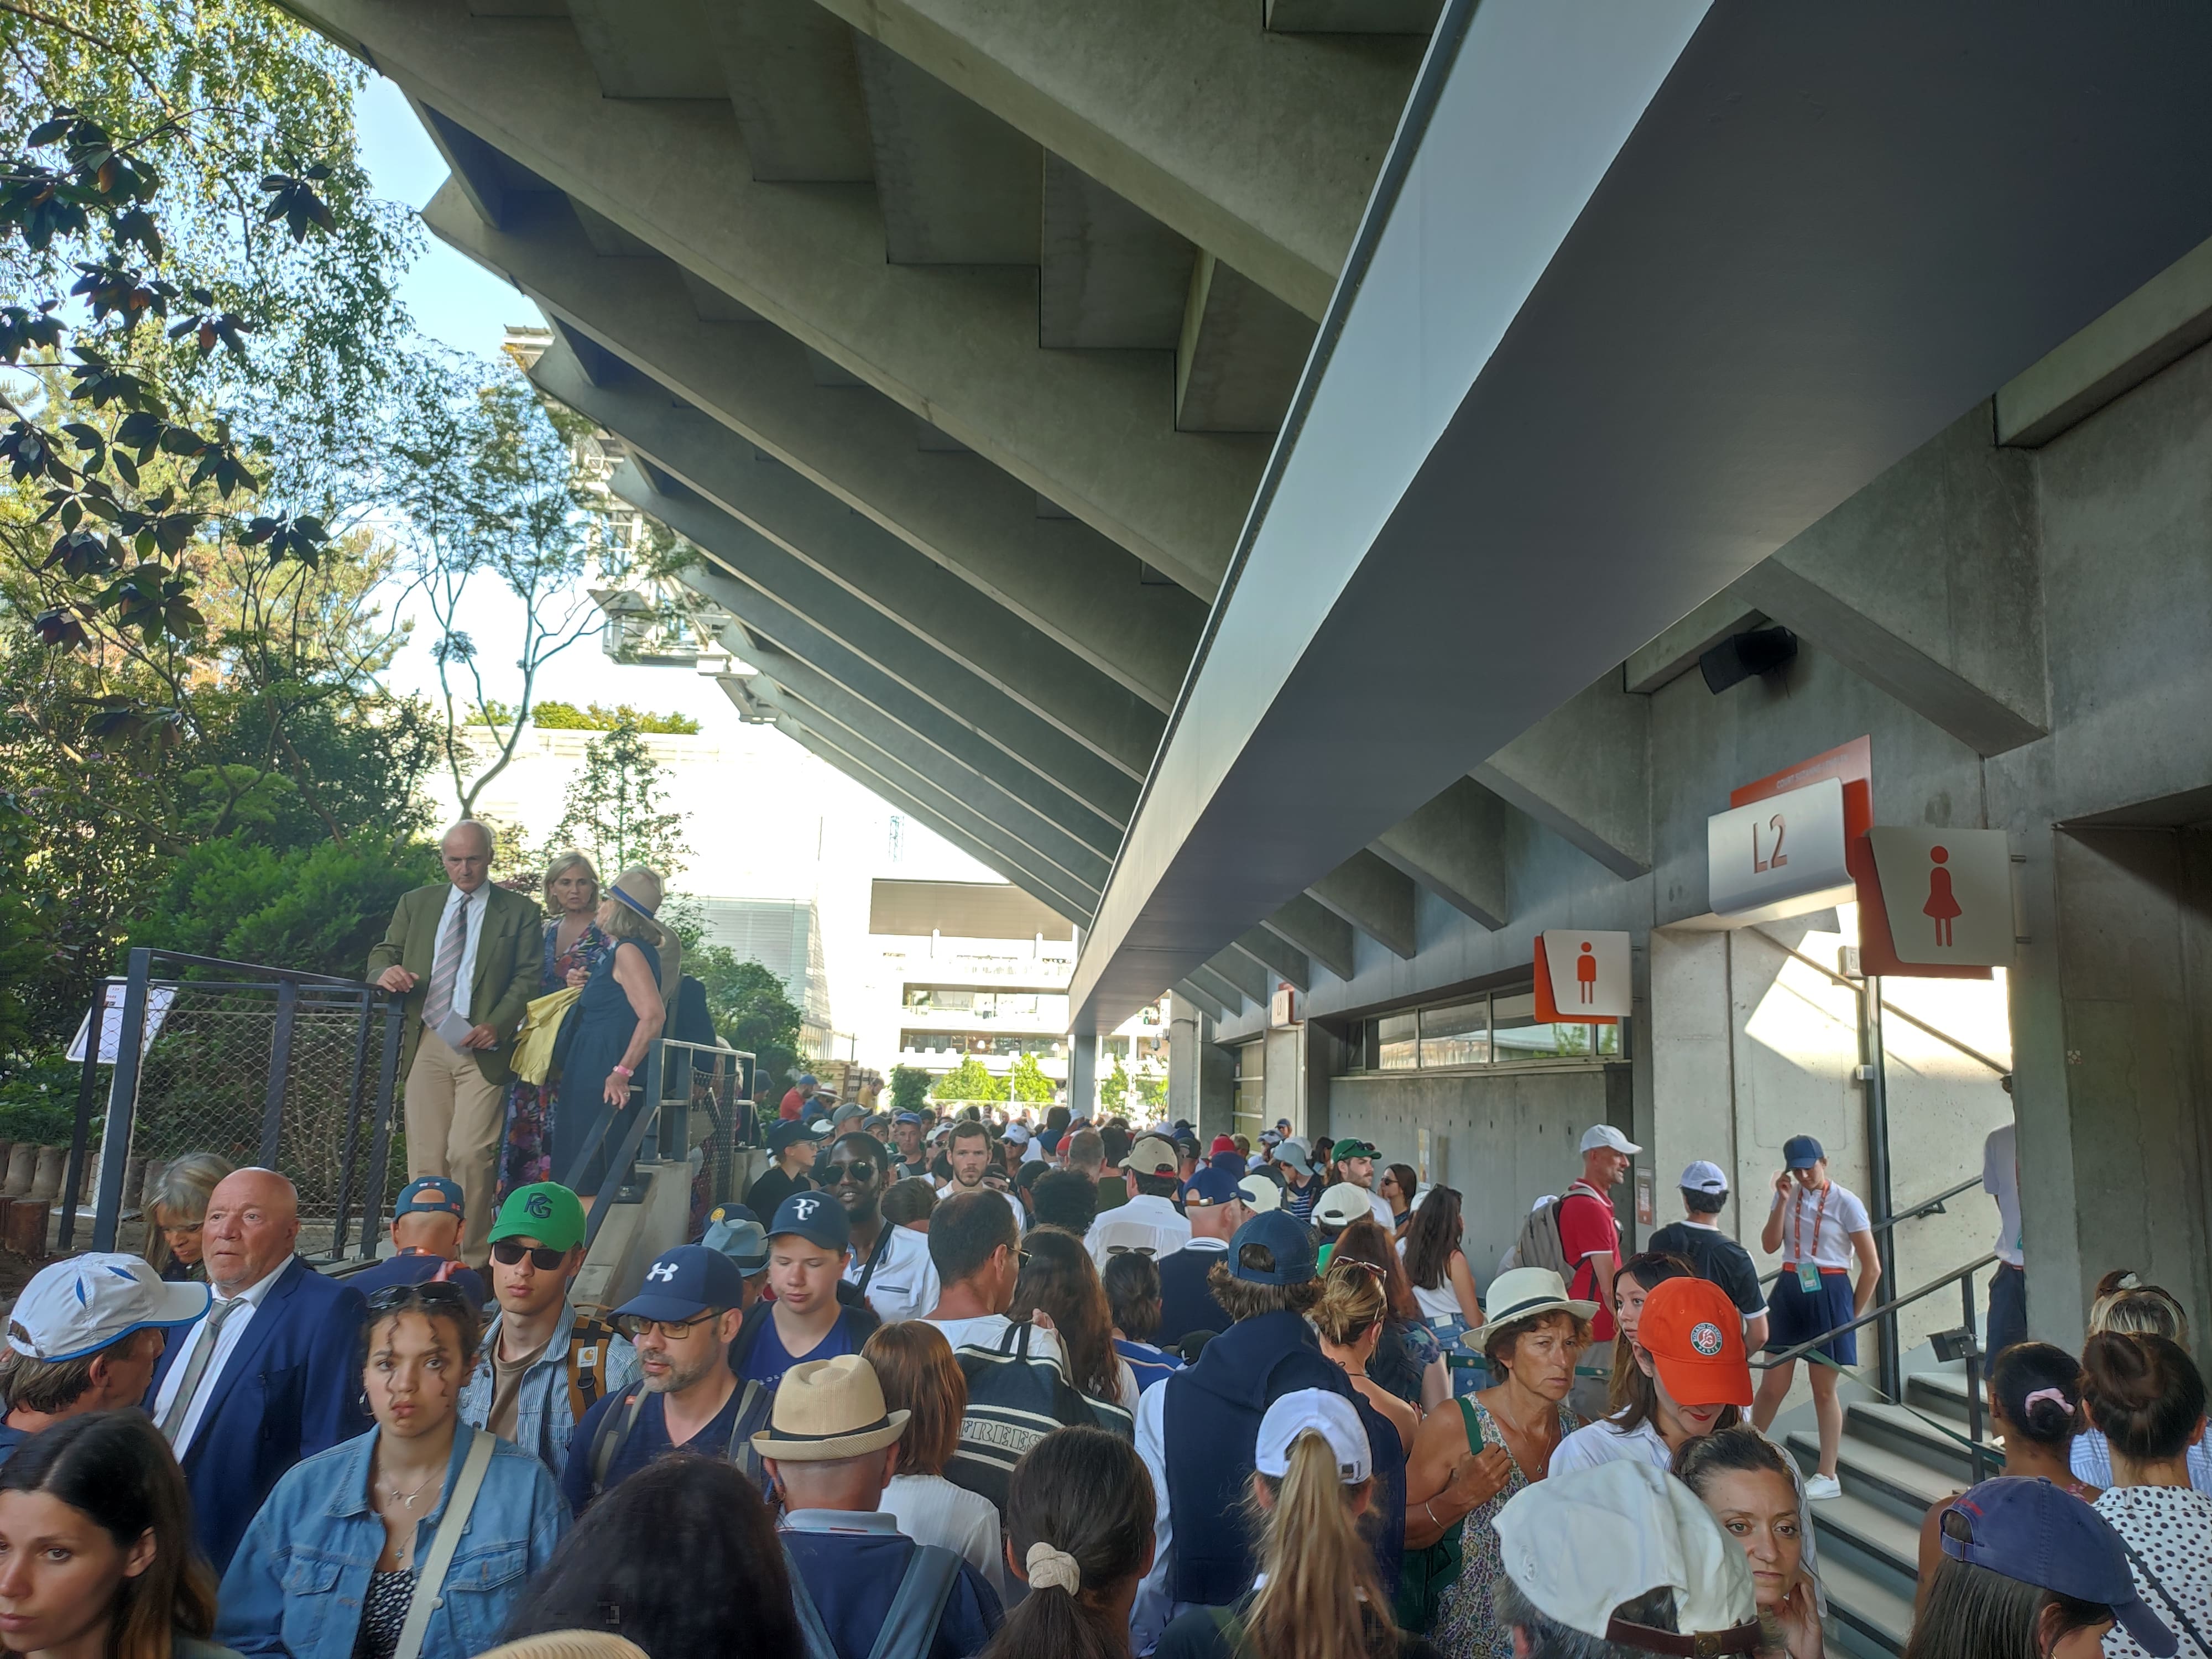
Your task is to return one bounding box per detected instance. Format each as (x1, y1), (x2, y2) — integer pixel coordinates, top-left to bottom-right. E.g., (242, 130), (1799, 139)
(368, 821), (541, 1265)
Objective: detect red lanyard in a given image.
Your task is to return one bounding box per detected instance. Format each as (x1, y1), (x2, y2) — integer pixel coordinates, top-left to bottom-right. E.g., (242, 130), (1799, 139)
(1791, 1182), (1830, 1266)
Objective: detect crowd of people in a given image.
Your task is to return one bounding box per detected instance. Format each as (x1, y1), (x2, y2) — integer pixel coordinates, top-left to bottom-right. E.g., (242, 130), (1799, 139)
(0, 825), (2203, 1659)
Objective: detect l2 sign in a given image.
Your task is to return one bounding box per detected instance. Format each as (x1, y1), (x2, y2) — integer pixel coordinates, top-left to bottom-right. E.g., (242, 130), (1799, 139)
(1865, 828), (2014, 967)
(1535, 930), (1631, 1021)
(1707, 775), (1855, 924)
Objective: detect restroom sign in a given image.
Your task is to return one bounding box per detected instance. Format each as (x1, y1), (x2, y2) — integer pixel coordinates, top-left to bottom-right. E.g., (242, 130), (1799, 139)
(1534, 930), (1631, 1021)
(1865, 828), (2014, 967)
(1707, 775), (1855, 924)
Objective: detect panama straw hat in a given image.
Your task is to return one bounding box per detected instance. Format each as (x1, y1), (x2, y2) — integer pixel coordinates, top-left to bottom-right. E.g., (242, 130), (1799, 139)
(474, 1636), (650, 1659)
(749, 1354), (910, 1462)
(1469, 1266), (1599, 1350)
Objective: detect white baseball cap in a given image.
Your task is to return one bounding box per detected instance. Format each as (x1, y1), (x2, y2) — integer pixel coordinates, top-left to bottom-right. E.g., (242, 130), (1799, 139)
(1237, 1173), (1281, 1214)
(1254, 1389), (1371, 1485)
(1579, 1124), (1641, 1156)
(1004, 1123), (1031, 1144)
(1313, 1181), (1371, 1228)
(1495, 1460), (1758, 1650)
(6, 1253), (211, 1363)
(1681, 1160), (1729, 1194)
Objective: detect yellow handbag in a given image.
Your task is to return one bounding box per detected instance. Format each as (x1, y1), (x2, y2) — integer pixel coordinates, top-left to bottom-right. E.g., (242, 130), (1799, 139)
(512, 985), (582, 1086)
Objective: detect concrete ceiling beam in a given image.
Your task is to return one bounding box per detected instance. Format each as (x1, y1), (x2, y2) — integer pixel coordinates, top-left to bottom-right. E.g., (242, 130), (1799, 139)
(1185, 962), (1247, 1015)
(1172, 978), (1230, 1026)
(1623, 588), (1765, 695)
(1176, 252), (1318, 434)
(617, 461), (1142, 831)
(748, 672), (1108, 912)
(1305, 850), (1417, 959)
(1229, 927), (1310, 994)
(1040, 155), (1193, 351)
(760, 706), (1093, 926)
(1259, 894), (1355, 982)
(852, 34), (1040, 265)
(1370, 776), (1513, 930)
(434, 186), (1209, 695)
(1265, 0), (1442, 33)
(807, 0), (1422, 319)
(533, 345), (1168, 774)
(706, 0), (876, 182)
(1471, 679), (1651, 881)
(295, 1), (1258, 591)
(1730, 405), (2050, 758)
(1204, 947), (1269, 1008)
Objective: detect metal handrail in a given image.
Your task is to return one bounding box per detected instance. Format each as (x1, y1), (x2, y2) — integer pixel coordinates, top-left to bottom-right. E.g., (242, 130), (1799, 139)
(1753, 1251), (1998, 1370)
(1755, 1173), (1982, 1288)
(560, 1034), (757, 1256)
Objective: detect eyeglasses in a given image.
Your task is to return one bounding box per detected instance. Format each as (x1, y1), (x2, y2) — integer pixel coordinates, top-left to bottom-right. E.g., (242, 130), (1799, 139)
(365, 1281), (473, 1316)
(612, 1311), (722, 1341)
(491, 1239), (570, 1271)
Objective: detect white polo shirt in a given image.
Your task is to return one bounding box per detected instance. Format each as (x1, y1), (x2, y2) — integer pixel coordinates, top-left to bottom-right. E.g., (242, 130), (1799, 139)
(843, 1219), (941, 1323)
(1084, 1194), (1190, 1269)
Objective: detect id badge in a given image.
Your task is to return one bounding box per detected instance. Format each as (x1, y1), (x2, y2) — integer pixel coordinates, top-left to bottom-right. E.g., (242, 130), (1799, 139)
(1796, 1260), (1822, 1295)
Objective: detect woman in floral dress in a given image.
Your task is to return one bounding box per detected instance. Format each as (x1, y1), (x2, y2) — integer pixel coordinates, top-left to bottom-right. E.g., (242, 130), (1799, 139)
(498, 851), (608, 1198)
(1403, 1268), (1593, 1659)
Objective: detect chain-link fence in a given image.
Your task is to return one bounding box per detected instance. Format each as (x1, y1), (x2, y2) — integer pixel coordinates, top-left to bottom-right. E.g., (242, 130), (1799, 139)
(64, 951), (402, 1262)
(662, 1040), (757, 1237)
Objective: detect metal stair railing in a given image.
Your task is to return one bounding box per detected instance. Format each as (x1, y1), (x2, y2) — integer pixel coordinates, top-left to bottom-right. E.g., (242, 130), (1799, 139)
(558, 1035), (758, 1254)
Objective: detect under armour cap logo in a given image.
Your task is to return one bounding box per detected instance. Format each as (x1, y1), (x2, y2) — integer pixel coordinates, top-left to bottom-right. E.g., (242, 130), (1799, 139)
(792, 1197), (820, 1219)
(646, 1260), (680, 1282)
(1691, 1321), (1724, 1357)
(526, 1192), (553, 1219)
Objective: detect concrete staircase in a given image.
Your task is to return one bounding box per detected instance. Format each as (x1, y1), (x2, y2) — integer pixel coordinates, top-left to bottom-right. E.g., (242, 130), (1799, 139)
(1782, 1366), (1995, 1658)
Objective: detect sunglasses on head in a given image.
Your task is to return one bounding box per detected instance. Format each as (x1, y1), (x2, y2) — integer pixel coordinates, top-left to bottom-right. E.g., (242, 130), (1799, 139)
(491, 1239), (570, 1271)
(365, 1281), (473, 1315)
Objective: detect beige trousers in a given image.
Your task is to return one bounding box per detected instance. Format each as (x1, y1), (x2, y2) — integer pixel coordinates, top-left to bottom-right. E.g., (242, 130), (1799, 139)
(402, 1027), (505, 1266)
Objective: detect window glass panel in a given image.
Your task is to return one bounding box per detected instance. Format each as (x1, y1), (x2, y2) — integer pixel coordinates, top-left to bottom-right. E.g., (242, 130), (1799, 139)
(1489, 992), (1598, 1062)
(1234, 1041), (1263, 1081)
(1418, 998), (1490, 1068)
(1378, 1012), (1418, 1071)
(1594, 1022), (1623, 1057)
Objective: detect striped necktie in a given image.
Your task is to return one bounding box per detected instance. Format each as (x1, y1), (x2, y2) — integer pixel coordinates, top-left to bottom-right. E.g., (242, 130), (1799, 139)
(422, 894), (469, 1029)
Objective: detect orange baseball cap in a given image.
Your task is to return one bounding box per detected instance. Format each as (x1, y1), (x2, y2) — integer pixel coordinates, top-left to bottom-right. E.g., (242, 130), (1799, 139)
(1637, 1277), (1752, 1407)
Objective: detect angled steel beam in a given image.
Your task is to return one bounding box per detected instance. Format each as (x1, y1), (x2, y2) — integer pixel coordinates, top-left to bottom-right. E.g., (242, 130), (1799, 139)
(1230, 927), (1310, 994)
(1371, 776), (1513, 930)
(1261, 894), (1355, 982)
(1306, 851), (1417, 959)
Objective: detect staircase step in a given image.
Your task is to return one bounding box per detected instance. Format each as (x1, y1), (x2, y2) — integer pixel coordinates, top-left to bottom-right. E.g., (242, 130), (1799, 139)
(1813, 1490), (1924, 1580)
(1786, 1428), (1960, 1523)
(1905, 1368), (1986, 1428)
(1849, 1401), (1999, 1484)
(1817, 1552), (1915, 1659)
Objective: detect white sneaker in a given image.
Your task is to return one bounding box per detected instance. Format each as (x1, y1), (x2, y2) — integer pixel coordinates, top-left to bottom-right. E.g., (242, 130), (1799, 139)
(1803, 1473), (1843, 1501)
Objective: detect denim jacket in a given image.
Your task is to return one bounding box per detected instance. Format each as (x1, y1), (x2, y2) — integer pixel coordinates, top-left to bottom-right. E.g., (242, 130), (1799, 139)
(456, 1298), (640, 1481)
(215, 1424), (567, 1659)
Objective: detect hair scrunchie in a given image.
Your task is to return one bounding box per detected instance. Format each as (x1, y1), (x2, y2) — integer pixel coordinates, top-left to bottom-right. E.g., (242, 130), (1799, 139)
(1026, 1542), (1083, 1594)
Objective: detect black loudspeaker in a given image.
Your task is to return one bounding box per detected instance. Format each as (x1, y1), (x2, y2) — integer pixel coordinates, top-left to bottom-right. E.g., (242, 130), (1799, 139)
(1699, 625), (1799, 694)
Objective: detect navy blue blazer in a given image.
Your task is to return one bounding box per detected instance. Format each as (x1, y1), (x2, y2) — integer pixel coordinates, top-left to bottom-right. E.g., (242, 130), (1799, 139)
(146, 1255), (370, 1572)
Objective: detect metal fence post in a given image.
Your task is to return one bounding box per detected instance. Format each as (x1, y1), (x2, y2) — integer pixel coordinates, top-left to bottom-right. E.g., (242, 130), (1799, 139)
(56, 985), (108, 1253)
(91, 951), (152, 1251)
(258, 978), (299, 1168)
(329, 992), (376, 1259)
(1863, 976), (1901, 1401)
(1961, 1272), (1990, 1482)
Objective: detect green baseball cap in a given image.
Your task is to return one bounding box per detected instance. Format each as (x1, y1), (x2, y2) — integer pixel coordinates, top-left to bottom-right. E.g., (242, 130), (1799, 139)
(489, 1182), (586, 1253)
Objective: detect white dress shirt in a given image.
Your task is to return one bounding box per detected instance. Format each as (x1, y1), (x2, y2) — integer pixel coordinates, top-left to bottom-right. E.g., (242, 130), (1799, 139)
(430, 883), (491, 1025)
(1368, 1190), (1397, 1232)
(149, 1257), (290, 1456)
(1085, 1194), (1191, 1270)
(883, 1472), (1008, 1600)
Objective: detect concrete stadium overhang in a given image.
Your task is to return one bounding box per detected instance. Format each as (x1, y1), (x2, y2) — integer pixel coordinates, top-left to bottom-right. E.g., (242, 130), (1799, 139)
(1065, 1), (2212, 1033)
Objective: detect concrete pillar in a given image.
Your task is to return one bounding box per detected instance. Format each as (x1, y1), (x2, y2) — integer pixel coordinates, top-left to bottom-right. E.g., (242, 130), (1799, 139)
(1068, 1034), (1098, 1116)
(1198, 1041), (1236, 1146)
(1167, 994), (1207, 1126)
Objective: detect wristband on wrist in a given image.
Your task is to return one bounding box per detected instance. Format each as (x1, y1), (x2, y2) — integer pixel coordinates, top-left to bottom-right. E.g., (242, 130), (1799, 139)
(612, 1064), (633, 1078)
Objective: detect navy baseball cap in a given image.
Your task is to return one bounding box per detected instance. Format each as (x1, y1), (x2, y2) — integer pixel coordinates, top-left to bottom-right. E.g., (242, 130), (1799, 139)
(614, 1244), (744, 1322)
(769, 1117), (830, 1155)
(768, 1191), (851, 1253)
(893, 1111), (924, 1125)
(1783, 1135), (1825, 1170)
(1940, 1478), (2175, 1656)
(797, 1073), (818, 1088)
(1228, 1211), (1318, 1286)
(394, 1176), (465, 1219)
(1181, 1165), (1246, 1208)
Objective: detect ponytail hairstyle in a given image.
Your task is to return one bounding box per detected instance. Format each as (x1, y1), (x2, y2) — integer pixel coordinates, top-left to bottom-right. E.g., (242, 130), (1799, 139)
(2088, 1272), (2190, 1347)
(0, 1410), (217, 1659)
(1246, 1429), (1395, 1659)
(1328, 1217), (1419, 1322)
(1988, 1342), (2087, 1448)
(977, 1427), (1154, 1659)
(2081, 1331), (2207, 1465)
(1312, 1255), (1391, 1351)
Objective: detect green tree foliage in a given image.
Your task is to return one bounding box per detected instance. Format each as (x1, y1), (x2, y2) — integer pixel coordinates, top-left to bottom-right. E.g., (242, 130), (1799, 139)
(1006, 1052), (1054, 1105)
(931, 1055), (1005, 1104)
(888, 1065), (930, 1115)
(687, 945), (804, 1083)
(547, 716), (690, 879)
(528, 700), (699, 734)
(1102, 1055), (1134, 1115)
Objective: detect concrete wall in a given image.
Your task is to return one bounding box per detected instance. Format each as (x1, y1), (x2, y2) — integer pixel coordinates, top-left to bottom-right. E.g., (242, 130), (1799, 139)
(1328, 1063), (1630, 1273)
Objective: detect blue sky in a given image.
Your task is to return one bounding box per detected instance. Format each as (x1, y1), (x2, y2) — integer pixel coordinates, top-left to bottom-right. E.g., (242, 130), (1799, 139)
(349, 76), (744, 732)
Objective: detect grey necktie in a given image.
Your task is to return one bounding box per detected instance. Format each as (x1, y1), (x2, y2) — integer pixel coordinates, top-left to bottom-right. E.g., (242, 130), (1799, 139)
(422, 894), (469, 1029)
(158, 1295), (242, 1443)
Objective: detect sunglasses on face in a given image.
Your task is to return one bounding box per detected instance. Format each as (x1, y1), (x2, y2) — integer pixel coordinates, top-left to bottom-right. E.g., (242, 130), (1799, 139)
(491, 1239), (569, 1271)
(831, 1161), (879, 1182)
(366, 1281), (473, 1316)
(613, 1311), (721, 1341)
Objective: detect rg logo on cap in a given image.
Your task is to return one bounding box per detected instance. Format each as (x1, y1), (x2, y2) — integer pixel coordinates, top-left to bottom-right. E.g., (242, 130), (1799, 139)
(1691, 1321), (1724, 1357)
(793, 1197), (820, 1219)
(646, 1260), (681, 1283)
(525, 1192), (552, 1219)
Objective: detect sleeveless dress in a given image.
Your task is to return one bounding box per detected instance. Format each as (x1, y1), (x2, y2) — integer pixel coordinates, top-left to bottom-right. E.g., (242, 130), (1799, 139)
(499, 918), (609, 1197)
(551, 938), (650, 1192)
(1432, 1397), (1580, 1659)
